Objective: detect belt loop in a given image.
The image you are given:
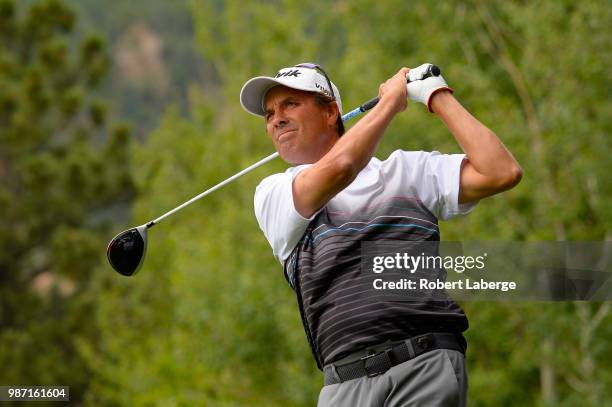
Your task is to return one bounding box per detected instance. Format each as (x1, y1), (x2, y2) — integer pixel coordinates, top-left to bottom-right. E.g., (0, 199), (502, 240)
(330, 363), (342, 383)
(324, 364), (341, 386)
(404, 338), (416, 359)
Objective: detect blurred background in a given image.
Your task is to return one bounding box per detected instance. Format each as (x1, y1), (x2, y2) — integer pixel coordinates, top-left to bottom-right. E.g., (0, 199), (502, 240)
(0, 0), (610, 405)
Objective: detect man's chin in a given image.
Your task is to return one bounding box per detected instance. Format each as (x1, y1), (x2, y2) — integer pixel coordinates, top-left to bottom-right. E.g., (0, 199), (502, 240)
(281, 154), (300, 165)
(276, 146), (317, 165)
(279, 150), (305, 166)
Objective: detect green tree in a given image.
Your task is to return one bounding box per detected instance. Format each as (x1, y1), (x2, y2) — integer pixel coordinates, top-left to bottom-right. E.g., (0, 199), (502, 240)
(67, 0), (209, 139)
(0, 0), (133, 403)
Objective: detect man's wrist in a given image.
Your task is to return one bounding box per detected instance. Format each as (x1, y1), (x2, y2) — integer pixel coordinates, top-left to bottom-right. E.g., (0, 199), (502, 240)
(377, 92), (406, 116)
(428, 89), (455, 114)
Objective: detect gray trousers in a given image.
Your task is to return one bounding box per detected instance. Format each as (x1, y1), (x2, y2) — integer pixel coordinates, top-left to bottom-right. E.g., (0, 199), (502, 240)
(317, 349), (467, 407)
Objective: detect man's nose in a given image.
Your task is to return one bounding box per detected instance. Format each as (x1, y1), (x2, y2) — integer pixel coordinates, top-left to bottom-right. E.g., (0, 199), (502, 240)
(271, 110), (288, 128)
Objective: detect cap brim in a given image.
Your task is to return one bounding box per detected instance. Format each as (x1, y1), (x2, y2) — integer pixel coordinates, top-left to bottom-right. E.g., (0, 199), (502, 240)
(240, 76), (316, 117)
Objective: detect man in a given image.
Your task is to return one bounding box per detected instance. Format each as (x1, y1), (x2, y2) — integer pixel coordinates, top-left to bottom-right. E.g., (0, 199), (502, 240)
(240, 63), (522, 406)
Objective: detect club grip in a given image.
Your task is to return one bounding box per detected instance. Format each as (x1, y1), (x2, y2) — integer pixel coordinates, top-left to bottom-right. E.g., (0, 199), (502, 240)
(407, 64), (440, 83)
(356, 65), (441, 114)
(360, 97), (380, 112)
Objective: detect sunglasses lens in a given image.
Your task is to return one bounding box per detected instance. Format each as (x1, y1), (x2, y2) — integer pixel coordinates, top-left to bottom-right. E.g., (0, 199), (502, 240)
(107, 227), (146, 276)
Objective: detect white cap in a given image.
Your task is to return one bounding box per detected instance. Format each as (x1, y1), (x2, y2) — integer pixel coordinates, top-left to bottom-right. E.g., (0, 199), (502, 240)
(240, 64), (342, 117)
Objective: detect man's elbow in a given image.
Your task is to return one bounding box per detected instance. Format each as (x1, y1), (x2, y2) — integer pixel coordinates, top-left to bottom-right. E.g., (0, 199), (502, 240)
(498, 164), (523, 190)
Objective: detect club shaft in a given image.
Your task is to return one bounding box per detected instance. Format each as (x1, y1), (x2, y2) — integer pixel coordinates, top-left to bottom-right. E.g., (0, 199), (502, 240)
(147, 106), (370, 228)
(146, 65), (441, 228)
(148, 152), (279, 227)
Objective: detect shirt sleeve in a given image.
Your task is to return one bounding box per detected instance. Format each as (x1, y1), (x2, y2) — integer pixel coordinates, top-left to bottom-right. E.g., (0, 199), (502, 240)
(253, 168), (319, 264)
(390, 150), (478, 220)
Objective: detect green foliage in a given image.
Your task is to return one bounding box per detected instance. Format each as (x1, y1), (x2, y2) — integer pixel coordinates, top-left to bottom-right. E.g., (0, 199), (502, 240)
(66, 0), (207, 138)
(0, 0), (133, 403)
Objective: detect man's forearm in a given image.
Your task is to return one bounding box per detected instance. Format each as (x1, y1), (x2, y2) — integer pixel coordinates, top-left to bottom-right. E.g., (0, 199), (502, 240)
(327, 96), (399, 173)
(292, 97), (400, 218)
(430, 91), (522, 182)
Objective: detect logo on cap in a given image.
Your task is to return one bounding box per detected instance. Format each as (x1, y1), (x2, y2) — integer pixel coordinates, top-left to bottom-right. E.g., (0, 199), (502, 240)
(315, 83), (332, 97)
(275, 69), (301, 78)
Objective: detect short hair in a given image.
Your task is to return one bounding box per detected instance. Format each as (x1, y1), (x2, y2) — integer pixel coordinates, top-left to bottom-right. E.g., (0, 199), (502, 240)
(313, 93), (345, 136)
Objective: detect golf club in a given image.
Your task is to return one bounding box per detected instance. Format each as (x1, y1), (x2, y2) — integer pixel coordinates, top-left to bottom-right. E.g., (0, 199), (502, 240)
(107, 65), (441, 276)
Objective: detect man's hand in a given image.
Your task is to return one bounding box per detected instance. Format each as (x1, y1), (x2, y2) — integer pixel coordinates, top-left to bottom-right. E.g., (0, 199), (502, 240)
(378, 67), (410, 114)
(407, 63), (453, 113)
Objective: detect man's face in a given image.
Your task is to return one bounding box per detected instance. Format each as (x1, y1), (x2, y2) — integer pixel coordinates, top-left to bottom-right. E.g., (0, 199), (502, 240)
(264, 86), (338, 165)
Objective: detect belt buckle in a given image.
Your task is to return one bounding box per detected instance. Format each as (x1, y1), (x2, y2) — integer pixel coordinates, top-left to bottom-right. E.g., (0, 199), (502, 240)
(414, 333), (435, 353)
(360, 352), (381, 378)
(361, 348), (393, 378)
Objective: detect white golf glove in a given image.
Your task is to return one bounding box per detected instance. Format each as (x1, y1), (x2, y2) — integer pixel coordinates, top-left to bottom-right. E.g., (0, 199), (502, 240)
(407, 63), (453, 113)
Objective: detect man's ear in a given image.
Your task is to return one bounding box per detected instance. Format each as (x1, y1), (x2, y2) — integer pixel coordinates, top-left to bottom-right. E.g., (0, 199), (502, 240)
(326, 102), (339, 126)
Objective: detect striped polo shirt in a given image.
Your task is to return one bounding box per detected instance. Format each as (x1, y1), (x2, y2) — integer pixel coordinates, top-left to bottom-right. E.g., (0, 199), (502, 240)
(254, 150), (477, 368)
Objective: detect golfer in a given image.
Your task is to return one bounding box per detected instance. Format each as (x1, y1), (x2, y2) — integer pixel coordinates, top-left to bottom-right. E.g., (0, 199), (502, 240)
(240, 63), (522, 406)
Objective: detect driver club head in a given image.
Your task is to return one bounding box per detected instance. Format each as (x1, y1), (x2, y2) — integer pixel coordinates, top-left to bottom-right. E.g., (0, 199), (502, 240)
(107, 225), (148, 276)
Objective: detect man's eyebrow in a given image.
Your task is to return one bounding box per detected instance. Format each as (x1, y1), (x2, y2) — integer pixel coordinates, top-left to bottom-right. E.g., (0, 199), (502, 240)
(265, 96), (298, 113)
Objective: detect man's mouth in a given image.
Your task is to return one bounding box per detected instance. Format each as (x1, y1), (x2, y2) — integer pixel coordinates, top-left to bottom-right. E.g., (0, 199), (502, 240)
(277, 129), (297, 142)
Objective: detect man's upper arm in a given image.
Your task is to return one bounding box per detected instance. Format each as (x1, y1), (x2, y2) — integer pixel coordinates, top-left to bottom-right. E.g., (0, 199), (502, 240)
(418, 151), (478, 220)
(458, 158), (521, 204)
(293, 158), (353, 219)
(254, 171), (319, 263)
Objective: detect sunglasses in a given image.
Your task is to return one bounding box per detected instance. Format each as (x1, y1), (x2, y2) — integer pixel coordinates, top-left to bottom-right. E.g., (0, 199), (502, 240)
(295, 62), (336, 100)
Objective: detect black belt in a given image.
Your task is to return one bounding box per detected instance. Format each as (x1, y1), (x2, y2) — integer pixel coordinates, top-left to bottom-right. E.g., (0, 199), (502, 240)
(323, 333), (466, 386)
